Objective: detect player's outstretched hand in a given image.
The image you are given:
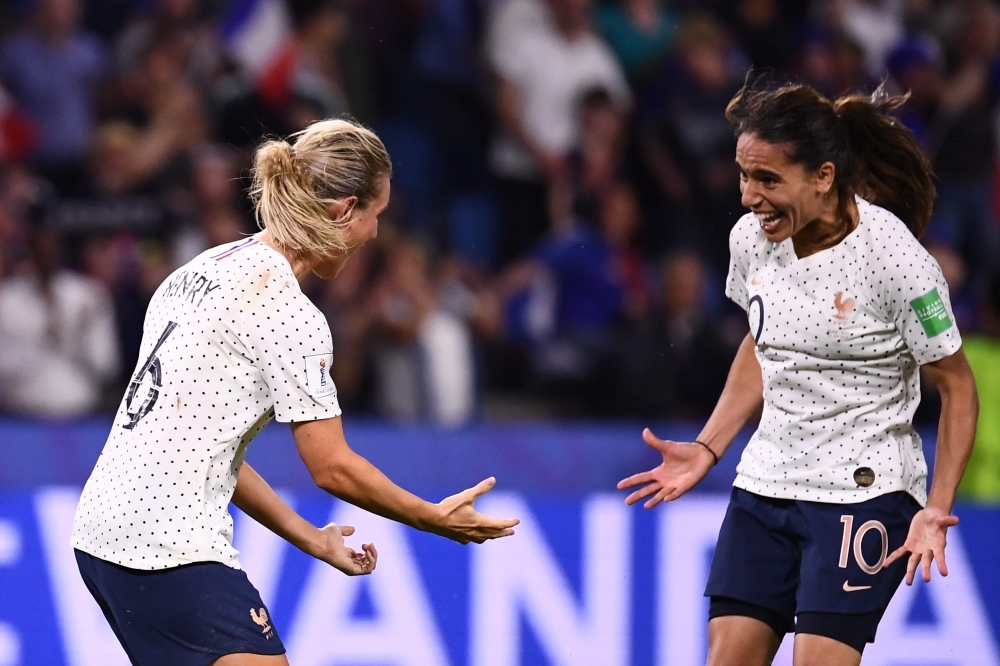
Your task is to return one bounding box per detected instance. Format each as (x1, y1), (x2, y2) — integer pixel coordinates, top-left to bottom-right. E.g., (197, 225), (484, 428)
(617, 428), (715, 509)
(433, 477), (520, 545)
(314, 523), (377, 576)
(885, 507), (959, 585)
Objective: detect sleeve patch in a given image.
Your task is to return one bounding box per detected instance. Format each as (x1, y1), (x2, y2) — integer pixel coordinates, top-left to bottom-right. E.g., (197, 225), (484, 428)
(909, 288), (953, 337)
(304, 353), (337, 398)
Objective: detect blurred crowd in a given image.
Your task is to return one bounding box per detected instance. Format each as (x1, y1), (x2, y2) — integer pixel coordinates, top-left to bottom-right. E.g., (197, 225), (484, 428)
(1, 0), (1000, 430)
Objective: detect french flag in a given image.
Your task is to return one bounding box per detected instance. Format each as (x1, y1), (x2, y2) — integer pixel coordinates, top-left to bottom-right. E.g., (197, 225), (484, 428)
(220, 0), (293, 81)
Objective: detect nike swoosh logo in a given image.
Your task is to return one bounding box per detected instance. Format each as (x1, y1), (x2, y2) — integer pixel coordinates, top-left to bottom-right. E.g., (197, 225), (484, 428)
(750, 276), (764, 286)
(843, 581), (872, 592)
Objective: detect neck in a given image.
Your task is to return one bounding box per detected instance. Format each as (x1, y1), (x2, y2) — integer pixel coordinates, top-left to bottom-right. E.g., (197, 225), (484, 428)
(792, 196), (859, 258)
(255, 231), (317, 283)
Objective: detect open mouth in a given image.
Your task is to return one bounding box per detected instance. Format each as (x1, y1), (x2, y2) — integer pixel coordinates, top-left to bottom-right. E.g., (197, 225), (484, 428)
(754, 211), (784, 234)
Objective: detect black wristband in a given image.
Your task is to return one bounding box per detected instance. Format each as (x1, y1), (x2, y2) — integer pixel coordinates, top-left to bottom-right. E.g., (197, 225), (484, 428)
(694, 440), (719, 466)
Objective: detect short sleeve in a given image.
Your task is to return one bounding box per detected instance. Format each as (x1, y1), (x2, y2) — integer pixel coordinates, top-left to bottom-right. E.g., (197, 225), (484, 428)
(877, 240), (962, 366)
(725, 215), (756, 311)
(238, 272), (342, 423)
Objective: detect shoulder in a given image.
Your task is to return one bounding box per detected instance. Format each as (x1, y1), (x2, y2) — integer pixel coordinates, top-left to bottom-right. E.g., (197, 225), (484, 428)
(855, 199), (935, 276)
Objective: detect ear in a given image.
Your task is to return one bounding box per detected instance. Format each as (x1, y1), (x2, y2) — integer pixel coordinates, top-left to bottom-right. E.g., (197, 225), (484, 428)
(328, 196), (358, 221)
(814, 162), (836, 196)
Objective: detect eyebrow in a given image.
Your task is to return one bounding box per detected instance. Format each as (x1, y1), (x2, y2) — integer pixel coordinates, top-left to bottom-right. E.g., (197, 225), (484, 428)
(736, 161), (782, 180)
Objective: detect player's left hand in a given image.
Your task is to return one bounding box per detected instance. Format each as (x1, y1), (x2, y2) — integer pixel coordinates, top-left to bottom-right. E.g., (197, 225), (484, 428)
(884, 507), (959, 585)
(314, 523), (378, 576)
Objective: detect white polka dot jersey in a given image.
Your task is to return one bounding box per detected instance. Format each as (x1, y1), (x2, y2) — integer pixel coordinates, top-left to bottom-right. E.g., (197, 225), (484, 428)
(725, 197), (961, 506)
(72, 238), (342, 570)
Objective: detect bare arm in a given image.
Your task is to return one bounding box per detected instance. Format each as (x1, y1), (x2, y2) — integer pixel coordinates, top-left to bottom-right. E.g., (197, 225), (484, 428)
(292, 416), (519, 544)
(923, 349), (979, 513)
(696, 333), (765, 461)
(618, 333), (763, 507)
(885, 349), (979, 584)
(233, 462), (376, 575)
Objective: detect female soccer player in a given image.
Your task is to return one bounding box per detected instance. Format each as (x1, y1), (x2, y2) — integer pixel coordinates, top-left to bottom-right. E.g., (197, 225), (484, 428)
(618, 83), (979, 665)
(71, 118), (519, 666)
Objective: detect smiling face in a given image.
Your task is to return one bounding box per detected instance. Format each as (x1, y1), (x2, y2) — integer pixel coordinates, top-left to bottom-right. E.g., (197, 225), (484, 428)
(736, 132), (836, 243)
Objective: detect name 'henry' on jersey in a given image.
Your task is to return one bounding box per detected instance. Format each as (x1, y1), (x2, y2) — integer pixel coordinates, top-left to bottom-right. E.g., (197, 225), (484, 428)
(725, 197), (962, 505)
(72, 238), (342, 570)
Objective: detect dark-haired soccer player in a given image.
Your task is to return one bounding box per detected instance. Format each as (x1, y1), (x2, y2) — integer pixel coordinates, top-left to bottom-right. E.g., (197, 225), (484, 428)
(619, 83), (978, 666)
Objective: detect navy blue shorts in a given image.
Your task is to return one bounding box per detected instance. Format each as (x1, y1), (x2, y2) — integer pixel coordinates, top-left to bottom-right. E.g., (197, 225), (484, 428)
(75, 549), (285, 666)
(705, 488), (920, 644)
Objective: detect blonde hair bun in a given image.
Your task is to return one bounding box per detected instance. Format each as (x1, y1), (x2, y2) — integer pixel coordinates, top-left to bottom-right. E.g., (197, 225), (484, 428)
(250, 118), (392, 258)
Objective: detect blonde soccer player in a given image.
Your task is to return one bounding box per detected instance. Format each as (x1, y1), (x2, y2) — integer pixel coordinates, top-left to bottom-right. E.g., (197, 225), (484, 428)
(72, 119), (518, 666)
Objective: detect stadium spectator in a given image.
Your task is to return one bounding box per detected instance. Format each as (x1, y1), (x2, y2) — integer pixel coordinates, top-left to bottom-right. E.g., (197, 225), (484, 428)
(567, 87), (631, 226)
(415, 0), (491, 196)
(500, 181), (648, 412)
(0, 224), (119, 417)
(171, 144), (250, 264)
(0, 0), (108, 195)
(370, 235), (478, 424)
(487, 0), (630, 263)
(921, 2), (1000, 280)
(638, 13), (747, 264)
(726, 0), (799, 71)
(957, 271), (1000, 503)
(829, 0), (905, 77)
(616, 249), (740, 418)
(115, 0), (224, 95)
(795, 29), (875, 98)
(595, 0), (679, 84)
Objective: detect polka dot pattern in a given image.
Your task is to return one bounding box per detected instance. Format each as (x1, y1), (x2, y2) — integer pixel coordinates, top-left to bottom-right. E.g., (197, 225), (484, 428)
(72, 239), (341, 570)
(724, 197), (962, 506)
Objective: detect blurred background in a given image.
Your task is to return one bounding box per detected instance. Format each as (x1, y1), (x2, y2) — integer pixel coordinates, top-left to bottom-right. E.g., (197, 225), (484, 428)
(3, 0), (1000, 663)
(5, 0), (1000, 427)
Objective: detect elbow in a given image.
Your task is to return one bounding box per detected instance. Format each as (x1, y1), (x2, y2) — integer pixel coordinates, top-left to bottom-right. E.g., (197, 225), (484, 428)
(310, 454), (355, 496)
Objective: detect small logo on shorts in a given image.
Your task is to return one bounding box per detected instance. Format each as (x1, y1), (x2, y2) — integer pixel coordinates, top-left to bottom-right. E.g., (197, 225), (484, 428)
(853, 467), (876, 487)
(842, 581), (872, 592)
(251, 607), (274, 638)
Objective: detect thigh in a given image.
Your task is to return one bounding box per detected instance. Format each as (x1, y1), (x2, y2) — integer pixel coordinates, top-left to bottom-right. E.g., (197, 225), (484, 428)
(793, 633), (861, 666)
(74, 550), (286, 666)
(705, 489), (800, 635)
(707, 615), (781, 666)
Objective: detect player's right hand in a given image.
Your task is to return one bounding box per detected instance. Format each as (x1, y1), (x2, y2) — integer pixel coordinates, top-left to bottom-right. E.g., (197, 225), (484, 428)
(433, 477), (520, 544)
(314, 523), (378, 576)
(616, 428), (715, 509)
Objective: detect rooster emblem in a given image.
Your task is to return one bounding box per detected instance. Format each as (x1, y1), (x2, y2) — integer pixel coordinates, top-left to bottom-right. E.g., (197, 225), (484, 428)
(834, 291), (855, 321)
(250, 607), (272, 634)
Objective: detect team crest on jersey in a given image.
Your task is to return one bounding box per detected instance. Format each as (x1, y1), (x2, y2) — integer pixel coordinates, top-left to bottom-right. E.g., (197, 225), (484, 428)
(833, 291), (856, 321)
(304, 353), (337, 399)
(829, 291), (857, 340)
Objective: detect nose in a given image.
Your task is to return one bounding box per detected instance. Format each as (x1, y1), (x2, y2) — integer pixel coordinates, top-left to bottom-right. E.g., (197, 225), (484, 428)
(741, 180), (763, 210)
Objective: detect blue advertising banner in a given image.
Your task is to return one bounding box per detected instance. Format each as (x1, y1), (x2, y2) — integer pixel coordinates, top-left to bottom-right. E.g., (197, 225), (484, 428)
(0, 419), (993, 664)
(1, 489), (999, 666)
